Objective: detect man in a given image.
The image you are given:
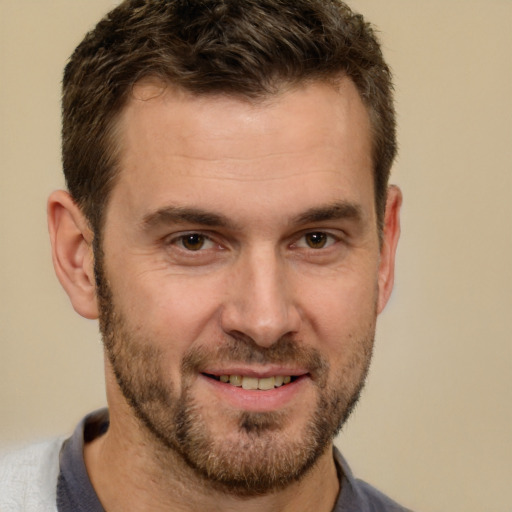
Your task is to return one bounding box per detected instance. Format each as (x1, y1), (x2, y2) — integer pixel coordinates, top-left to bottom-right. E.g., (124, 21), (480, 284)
(0, 0), (409, 510)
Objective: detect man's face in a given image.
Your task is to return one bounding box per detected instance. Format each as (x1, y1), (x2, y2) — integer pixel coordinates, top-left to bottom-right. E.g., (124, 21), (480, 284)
(97, 79), (388, 493)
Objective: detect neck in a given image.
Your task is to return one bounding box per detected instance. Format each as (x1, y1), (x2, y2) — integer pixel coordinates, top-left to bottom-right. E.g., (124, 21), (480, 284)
(84, 411), (340, 512)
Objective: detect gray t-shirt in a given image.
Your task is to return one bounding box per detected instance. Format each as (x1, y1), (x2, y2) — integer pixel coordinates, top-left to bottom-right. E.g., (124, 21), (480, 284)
(57, 409), (412, 511)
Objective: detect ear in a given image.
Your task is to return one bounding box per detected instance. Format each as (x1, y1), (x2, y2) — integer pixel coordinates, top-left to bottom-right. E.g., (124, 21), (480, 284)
(377, 185), (402, 314)
(47, 190), (99, 319)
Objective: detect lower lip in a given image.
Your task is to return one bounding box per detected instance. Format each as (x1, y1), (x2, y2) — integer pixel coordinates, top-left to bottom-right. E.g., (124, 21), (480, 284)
(199, 374), (309, 412)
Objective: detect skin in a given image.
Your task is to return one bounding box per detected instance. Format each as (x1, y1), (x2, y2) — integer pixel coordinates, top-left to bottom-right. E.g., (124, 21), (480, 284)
(48, 78), (401, 512)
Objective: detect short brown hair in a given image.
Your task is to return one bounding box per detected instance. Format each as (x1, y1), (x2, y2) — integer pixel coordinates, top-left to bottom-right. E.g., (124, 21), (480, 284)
(62, 0), (396, 234)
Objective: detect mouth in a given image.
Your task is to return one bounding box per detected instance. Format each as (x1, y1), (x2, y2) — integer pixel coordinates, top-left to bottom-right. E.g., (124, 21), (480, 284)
(202, 373), (300, 391)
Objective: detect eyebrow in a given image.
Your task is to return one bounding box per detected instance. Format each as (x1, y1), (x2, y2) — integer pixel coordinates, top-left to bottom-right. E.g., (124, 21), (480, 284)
(141, 200), (363, 232)
(292, 201), (363, 225)
(141, 206), (237, 231)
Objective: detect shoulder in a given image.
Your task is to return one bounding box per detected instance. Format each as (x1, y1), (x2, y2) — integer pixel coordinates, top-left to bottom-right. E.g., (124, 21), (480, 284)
(333, 447), (414, 512)
(0, 437), (63, 512)
(353, 479), (414, 512)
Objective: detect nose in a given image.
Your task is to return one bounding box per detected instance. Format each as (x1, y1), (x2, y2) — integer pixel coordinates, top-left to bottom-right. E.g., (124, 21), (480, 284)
(220, 247), (302, 348)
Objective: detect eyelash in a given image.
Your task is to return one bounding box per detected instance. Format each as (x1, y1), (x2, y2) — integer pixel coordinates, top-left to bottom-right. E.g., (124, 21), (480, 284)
(292, 231), (339, 250)
(167, 232), (218, 252)
(166, 230), (341, 253)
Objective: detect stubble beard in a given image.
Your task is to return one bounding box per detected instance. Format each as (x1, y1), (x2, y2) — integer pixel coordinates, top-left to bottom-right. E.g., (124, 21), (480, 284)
(95, 247), (375, 496)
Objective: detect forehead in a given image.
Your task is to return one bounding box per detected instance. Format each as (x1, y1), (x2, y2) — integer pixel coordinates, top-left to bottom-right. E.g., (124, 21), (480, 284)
(108, 78), (374, 225)
(121, 78), (371, 162)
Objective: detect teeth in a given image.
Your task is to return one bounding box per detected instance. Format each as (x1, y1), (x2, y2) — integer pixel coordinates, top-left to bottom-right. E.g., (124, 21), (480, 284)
(218, 374), (293, 390)
(229, 375), (242, 387)
(242, 376), (258, 390)
(258, 377), (275, 390)
(274, 375), (284, 387)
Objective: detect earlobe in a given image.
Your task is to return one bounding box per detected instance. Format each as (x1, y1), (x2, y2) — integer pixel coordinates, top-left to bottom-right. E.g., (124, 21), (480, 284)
(377, 185), (402, 314)
(47, 190), (99, 319)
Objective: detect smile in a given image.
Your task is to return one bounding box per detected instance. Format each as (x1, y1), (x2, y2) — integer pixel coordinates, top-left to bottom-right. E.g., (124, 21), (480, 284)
(204, 374), (296, 390)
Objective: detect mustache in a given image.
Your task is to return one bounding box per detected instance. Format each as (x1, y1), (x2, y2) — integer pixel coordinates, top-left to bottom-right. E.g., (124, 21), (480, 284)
(181, 333), (329, 383)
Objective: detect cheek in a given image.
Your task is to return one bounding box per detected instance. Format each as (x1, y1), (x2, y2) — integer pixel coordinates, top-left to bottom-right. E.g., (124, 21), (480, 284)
(300, 271), (378, 335)
(308, 279), (377, 384)
(297, 271), (378, 381)
(113, 271), (223, 349)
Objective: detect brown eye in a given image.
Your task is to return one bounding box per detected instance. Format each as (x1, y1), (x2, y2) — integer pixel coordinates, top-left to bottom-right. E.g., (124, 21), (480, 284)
(181, 233), (206, 251)
(305, 232), (328, 249)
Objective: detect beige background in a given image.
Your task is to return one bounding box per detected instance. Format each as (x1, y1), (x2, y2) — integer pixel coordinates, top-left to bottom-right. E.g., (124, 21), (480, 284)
(1, 1), (511, 511)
